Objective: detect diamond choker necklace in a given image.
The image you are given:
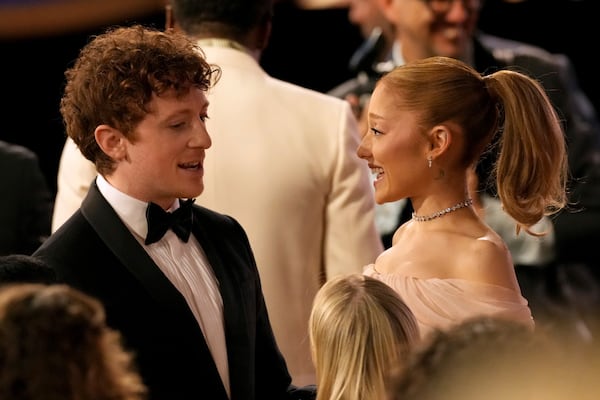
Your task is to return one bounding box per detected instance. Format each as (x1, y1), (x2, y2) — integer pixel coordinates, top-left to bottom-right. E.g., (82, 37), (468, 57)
(412, 198), (473, 222)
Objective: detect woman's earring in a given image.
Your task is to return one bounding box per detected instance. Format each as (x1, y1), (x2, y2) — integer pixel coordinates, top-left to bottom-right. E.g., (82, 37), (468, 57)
(427, 156), (432, 168)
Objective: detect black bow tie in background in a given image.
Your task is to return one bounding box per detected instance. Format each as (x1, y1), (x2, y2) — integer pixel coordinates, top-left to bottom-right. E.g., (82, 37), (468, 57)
(145, 199), (195, 245)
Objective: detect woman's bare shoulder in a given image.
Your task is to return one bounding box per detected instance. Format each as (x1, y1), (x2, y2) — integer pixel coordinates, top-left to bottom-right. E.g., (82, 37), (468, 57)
(460, 231), (519, 290)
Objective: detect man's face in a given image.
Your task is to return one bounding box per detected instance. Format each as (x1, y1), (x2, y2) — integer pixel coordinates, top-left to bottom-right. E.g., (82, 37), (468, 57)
(384, 0), (480, 62)
(108, 87), (212, 209)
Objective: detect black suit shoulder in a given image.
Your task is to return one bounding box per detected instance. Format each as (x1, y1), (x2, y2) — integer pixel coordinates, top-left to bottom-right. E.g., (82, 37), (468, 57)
(192, 204), (257, 258)
(192, 203), (239, 230)
(0, 140), (53, 255)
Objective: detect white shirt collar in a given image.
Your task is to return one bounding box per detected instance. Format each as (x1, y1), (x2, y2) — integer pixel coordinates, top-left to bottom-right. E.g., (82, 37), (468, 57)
(96, 175), (179, 241)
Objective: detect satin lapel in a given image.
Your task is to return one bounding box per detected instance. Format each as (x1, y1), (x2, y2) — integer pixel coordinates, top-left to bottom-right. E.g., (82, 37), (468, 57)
(190, 208), (237, 310)
(190, 208), (247, 391)
(80, 183), (192, 316)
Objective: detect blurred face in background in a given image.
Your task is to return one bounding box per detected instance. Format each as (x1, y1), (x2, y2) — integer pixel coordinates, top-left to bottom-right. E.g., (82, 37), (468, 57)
(378, 0), (480, 62)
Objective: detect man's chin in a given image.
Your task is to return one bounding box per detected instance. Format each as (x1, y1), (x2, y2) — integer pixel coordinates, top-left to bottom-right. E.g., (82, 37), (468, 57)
(180, 186), (203, 200)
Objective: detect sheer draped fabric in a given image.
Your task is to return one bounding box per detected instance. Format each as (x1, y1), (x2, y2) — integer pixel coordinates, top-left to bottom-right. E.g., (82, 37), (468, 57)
(363, 264), (534, 339)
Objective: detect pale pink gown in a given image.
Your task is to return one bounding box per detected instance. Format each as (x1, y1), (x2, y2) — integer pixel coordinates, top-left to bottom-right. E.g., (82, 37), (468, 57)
(363, 264), (534, 339)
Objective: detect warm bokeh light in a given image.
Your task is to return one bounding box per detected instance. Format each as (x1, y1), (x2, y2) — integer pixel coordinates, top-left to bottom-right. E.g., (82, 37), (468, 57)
(0, 0), (165, 38)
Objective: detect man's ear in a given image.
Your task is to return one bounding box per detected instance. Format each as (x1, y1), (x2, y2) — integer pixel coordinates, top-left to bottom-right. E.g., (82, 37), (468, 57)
(95, 125), (127, 161)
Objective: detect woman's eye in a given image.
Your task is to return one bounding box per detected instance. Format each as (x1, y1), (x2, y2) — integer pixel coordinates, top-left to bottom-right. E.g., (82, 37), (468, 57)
(371, 128), (382, 136)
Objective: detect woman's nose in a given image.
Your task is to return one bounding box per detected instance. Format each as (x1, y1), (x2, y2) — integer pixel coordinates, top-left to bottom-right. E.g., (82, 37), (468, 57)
(356, 133), (372, 159)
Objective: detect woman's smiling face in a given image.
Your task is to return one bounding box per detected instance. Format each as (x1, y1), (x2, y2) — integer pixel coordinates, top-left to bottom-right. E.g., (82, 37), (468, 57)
(357, 82), (430, 204)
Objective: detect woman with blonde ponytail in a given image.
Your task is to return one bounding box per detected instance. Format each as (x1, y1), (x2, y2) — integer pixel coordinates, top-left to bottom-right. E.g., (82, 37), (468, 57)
(360, 56), (567, 340)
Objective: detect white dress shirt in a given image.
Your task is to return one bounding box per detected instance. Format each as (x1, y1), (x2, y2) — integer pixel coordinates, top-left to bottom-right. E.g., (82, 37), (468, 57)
(96, 175), (230, 397)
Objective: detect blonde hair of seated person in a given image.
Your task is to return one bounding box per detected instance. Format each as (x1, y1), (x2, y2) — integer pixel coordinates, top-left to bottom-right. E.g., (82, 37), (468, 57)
(309, 273), (420, 400)
(0, 283), (147, 400)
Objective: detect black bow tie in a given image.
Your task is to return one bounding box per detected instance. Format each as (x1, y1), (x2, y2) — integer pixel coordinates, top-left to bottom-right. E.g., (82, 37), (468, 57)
(145, 199), (195, 245)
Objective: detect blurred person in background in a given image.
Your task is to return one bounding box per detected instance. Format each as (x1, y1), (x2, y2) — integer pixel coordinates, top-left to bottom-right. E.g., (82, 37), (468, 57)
(0, 254), (56, 286)
(0, 140), (53, 255)
(344, 0), (395, 83)
(0, 283), (147, 400)
(330, 0), (395, 122)
(386, 316), (579, 400)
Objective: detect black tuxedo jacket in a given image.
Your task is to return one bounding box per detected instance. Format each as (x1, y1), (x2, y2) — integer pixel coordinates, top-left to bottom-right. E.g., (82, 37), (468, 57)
(34, 182), (296, 400)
